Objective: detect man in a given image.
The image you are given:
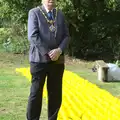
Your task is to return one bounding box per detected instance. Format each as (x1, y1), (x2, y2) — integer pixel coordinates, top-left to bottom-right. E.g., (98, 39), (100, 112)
(27, 0), (69, 120)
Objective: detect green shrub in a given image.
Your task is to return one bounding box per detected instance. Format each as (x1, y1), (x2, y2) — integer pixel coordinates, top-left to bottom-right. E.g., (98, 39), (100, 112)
(2, 36), (29, 54)
(0, 28), (11, 44)
(1, 23), (29, 54)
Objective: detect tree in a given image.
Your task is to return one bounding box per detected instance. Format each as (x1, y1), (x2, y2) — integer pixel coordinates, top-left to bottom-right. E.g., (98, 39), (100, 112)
(1, 0), (120, 61)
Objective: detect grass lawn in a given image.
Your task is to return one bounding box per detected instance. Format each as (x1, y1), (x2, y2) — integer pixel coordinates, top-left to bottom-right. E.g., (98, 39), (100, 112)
(0, 52), (120, 120)
(0, 52), (47, 120)
(65, 60), (120, 97)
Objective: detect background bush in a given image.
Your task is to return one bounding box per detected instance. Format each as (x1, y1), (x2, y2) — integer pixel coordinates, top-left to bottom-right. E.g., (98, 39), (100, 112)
(1, 0), (120, 61)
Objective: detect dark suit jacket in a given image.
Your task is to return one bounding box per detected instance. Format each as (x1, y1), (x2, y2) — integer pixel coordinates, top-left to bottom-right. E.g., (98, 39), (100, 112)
(28, 5), (69, 63)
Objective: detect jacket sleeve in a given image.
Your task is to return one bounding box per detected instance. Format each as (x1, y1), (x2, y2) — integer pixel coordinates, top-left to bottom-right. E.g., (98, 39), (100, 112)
(28, 9), (49, 56)
(58, 12), (70, 52)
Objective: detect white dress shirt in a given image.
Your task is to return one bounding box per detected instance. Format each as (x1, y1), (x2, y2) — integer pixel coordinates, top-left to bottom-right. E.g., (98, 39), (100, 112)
(43, 4), (53, 13)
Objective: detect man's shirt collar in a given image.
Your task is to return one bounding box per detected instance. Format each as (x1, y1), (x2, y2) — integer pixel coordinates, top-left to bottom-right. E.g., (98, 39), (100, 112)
(43, 4), (53, 13)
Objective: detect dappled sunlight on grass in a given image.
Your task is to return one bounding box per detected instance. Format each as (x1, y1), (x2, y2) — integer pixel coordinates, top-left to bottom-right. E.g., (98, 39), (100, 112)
(16, 68), (120, 120)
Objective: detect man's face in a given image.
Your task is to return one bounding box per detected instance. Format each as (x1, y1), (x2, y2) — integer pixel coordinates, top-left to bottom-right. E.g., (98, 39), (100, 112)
(43, 0), (56, 8)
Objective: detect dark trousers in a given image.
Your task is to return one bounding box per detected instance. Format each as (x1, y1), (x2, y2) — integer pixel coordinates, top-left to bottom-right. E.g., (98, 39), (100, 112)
(26, 62), (64, 120)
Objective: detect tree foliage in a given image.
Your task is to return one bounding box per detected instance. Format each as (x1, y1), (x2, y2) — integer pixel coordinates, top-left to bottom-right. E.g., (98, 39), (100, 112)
(1, 0), (120, 61)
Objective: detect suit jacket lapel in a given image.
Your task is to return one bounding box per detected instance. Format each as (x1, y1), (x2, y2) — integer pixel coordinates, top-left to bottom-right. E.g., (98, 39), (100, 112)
(52, 8), (57, 37)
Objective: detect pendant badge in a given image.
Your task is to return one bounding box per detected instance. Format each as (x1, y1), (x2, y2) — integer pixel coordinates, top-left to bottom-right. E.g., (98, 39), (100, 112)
(49, 24), (56, 32)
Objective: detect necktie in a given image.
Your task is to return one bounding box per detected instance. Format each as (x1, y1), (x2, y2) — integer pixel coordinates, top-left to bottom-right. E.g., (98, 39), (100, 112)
(48, 11), (53, 20)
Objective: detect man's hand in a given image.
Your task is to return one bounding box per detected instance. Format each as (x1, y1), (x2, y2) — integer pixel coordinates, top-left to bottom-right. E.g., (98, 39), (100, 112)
(48, 48), (62, 61)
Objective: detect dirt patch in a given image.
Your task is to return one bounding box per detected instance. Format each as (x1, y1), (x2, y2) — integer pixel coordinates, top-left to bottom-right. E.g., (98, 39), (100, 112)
(0, 108), (9, 114)
(65, 55), (94, 68)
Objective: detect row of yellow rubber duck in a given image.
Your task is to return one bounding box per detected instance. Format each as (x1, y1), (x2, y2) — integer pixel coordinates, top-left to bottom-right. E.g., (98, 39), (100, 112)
(16, 68), (120, 120)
